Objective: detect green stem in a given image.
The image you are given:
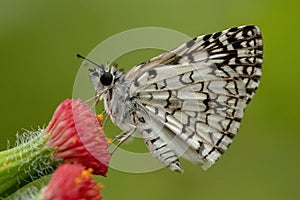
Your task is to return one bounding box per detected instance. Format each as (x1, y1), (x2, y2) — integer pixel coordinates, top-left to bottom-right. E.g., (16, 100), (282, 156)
(0, 130), (60, 198)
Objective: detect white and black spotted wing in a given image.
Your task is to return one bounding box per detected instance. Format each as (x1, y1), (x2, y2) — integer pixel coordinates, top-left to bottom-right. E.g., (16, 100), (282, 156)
(88, 25), (263, 172)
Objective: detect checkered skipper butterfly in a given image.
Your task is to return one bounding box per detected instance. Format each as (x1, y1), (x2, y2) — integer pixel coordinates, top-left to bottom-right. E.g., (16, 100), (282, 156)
(86, 25), (263, 172)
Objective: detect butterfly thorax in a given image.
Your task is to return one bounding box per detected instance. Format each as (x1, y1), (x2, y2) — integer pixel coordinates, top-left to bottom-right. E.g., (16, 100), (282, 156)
(89, 65), (138, 131)
(104, 76), (138, 131)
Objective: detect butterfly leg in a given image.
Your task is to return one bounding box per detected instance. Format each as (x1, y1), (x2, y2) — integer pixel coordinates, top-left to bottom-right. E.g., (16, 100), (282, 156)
(101, 112), (110, 128)
(110, 126), (136, 155)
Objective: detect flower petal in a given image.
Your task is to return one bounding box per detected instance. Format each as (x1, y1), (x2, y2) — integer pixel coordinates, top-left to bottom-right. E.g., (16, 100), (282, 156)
(45, 99), (110, 175)
(40, 163), (103, 200)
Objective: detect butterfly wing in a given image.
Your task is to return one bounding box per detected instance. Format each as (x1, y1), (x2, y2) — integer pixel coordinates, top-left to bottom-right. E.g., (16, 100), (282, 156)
(126, 25), (263, 171)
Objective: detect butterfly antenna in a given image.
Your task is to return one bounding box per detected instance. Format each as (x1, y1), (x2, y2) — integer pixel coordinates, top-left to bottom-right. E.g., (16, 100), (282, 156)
(77, 53), (102, 68)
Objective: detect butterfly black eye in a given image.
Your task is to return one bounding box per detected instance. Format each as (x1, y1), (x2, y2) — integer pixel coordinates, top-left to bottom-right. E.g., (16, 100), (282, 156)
(100, 72), (113, 86)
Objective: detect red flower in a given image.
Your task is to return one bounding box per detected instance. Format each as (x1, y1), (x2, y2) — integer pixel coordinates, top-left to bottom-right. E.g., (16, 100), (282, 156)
(40, 163), (103, 200)
(45, 99), (110, 176)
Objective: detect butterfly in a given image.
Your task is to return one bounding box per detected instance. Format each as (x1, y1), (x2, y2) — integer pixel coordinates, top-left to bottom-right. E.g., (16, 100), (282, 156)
(85, 25), (263, 172)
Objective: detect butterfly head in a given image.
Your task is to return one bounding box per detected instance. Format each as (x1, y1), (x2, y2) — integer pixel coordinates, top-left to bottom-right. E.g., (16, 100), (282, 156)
(77, 54), (116, 96)
(89, 64), (112, 94)
(88, 64), (122, 97)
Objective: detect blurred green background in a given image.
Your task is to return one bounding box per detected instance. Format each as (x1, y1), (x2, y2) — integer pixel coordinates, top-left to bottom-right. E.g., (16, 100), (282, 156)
(0, 0), (299, 199)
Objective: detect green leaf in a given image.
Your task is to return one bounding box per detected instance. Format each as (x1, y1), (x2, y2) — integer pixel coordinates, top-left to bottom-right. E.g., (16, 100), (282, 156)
(4, 175), (52, 200)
